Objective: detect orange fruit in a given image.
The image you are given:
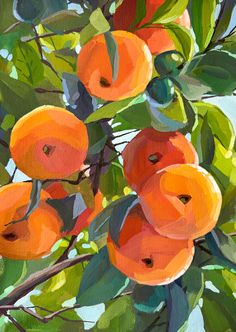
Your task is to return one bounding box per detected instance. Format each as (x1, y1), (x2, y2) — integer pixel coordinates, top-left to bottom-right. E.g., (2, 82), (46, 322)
(0, 183), (62, 260)
(139, 164), (222, 240)
(107, 205), (194, 285)
(122, 128), (198, 192)
(77, 30), (153, 101)
(10, 105), (88, 180)
(113, 0), (190, 54)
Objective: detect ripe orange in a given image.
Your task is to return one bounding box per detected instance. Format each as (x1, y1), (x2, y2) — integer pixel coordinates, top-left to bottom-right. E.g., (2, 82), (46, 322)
(10, 105), (88, 180)
(77, 30), (153, 101)
(122, 128), (198, 192)
(113, 0), (190, 54)
(0, 183), (62, 260)
(139, 164), (222, 240)
(107, 205), (194, 285)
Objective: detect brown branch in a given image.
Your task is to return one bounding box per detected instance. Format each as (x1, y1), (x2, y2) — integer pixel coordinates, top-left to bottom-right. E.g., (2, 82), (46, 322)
(0, 138), (9, 148)
(32, 25), (61, 79)
(2, 311), (26, 332)
(35, 87), (64, 94)
(0, 253), (93, 308)
(54, 235), (78, 264)
(3, 21), (21, 34)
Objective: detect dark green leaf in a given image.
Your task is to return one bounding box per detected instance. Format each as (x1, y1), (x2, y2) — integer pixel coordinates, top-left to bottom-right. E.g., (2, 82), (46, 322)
(88, 135), (108, 155)
(200, 115), (215, 166)
(166, 282), (189, 332)
(180, 98), (197, 134)
(149, 0), (188, 24)
(85, 94), (146, 123)
(13, 41), (44, 86)
(77, 247), (130, 306)
(132, 285), (166, 314)
(109, 195), (138, 247)
(190, 0), (216, 51)
(104, 31), (119, 82)
(177, 50), (236, 98)
(212, 0), (236, 42)
(42, 0), (67, 19)
(181, 267), (204, 310)
(129, 0), (146, 29)
(206, 229), (236, 269)
(164, 22), (194, 60)
(47, 193), (88, 233)
(219, 32), (236, 54)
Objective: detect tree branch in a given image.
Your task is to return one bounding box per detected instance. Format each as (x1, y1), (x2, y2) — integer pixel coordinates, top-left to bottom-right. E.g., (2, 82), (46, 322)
(2, 311), (26, 332)
(0, 253), (93, 308)
(54, 235), (78, 264)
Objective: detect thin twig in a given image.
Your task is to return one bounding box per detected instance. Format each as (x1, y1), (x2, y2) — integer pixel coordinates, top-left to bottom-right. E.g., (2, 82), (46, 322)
(2, 311), (26, 332)
(32, 25), (61, 79)
(35, 88), (64, 94)
(54, 235), (78, 264)
(3, 21), (21, 34)
(0, 253), (93, 308)
(0, 138), (9, 148)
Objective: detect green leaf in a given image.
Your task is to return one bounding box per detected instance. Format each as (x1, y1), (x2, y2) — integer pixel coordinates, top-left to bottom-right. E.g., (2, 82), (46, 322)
(104, 31), (119, 82)
(206, 229), (236, 268)
(100, 160), (128, 200)
(108, 195), (138, 246)
(204, 269), (236, 298)
(31, 263), (84, 311)
(202, 290), (236, 331)
(88, 135), (108, 155)
(0, 259), (27, 299)
(77, 247), (130, 306)
(42, 0), (67, 19)
(190, 0), (216, 51)
(0, 72), (39, 120)
(3, 307), (83, 332)
(80, 8), (110, 46)
(112, 102), (151, 131)
(149, 0), (189, 24)
(181, 267), (204, 310)
(211, 0), (236, 43)
(129, 0), (146, 29)
(164, 22), (194, 60)
(166, 282), (189, 332)
(219, 32), (236, 55)
(1, 114), (15, 131)
(0, 0), (18, 33)
(180, 98), (197, 135)
(85, 94), (145, 123)
(94, 296), (136, 332)
(0, 163), (10, 185)
(41, 10), (89, 33)
(43, 48), (77, 75)
(148, 91), (188, 132)
(177, 50), (236, 98)
(132, 285), (166, 314)
(13, 41), (44, 86)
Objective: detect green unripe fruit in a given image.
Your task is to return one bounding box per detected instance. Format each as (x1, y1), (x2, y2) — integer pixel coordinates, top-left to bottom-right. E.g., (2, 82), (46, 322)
(146, 77), (175, 106)
(154, 51), (185, 77)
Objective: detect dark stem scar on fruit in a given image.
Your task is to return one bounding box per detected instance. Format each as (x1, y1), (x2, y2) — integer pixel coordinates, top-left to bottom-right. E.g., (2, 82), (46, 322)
(178, 194), (192, 205)
(100, 77), (111, 87)
(142, 257), (154, 268)
(148, 153), (162, 165)
(43, 145), (56, 157)
(2, 232), (18, 242)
